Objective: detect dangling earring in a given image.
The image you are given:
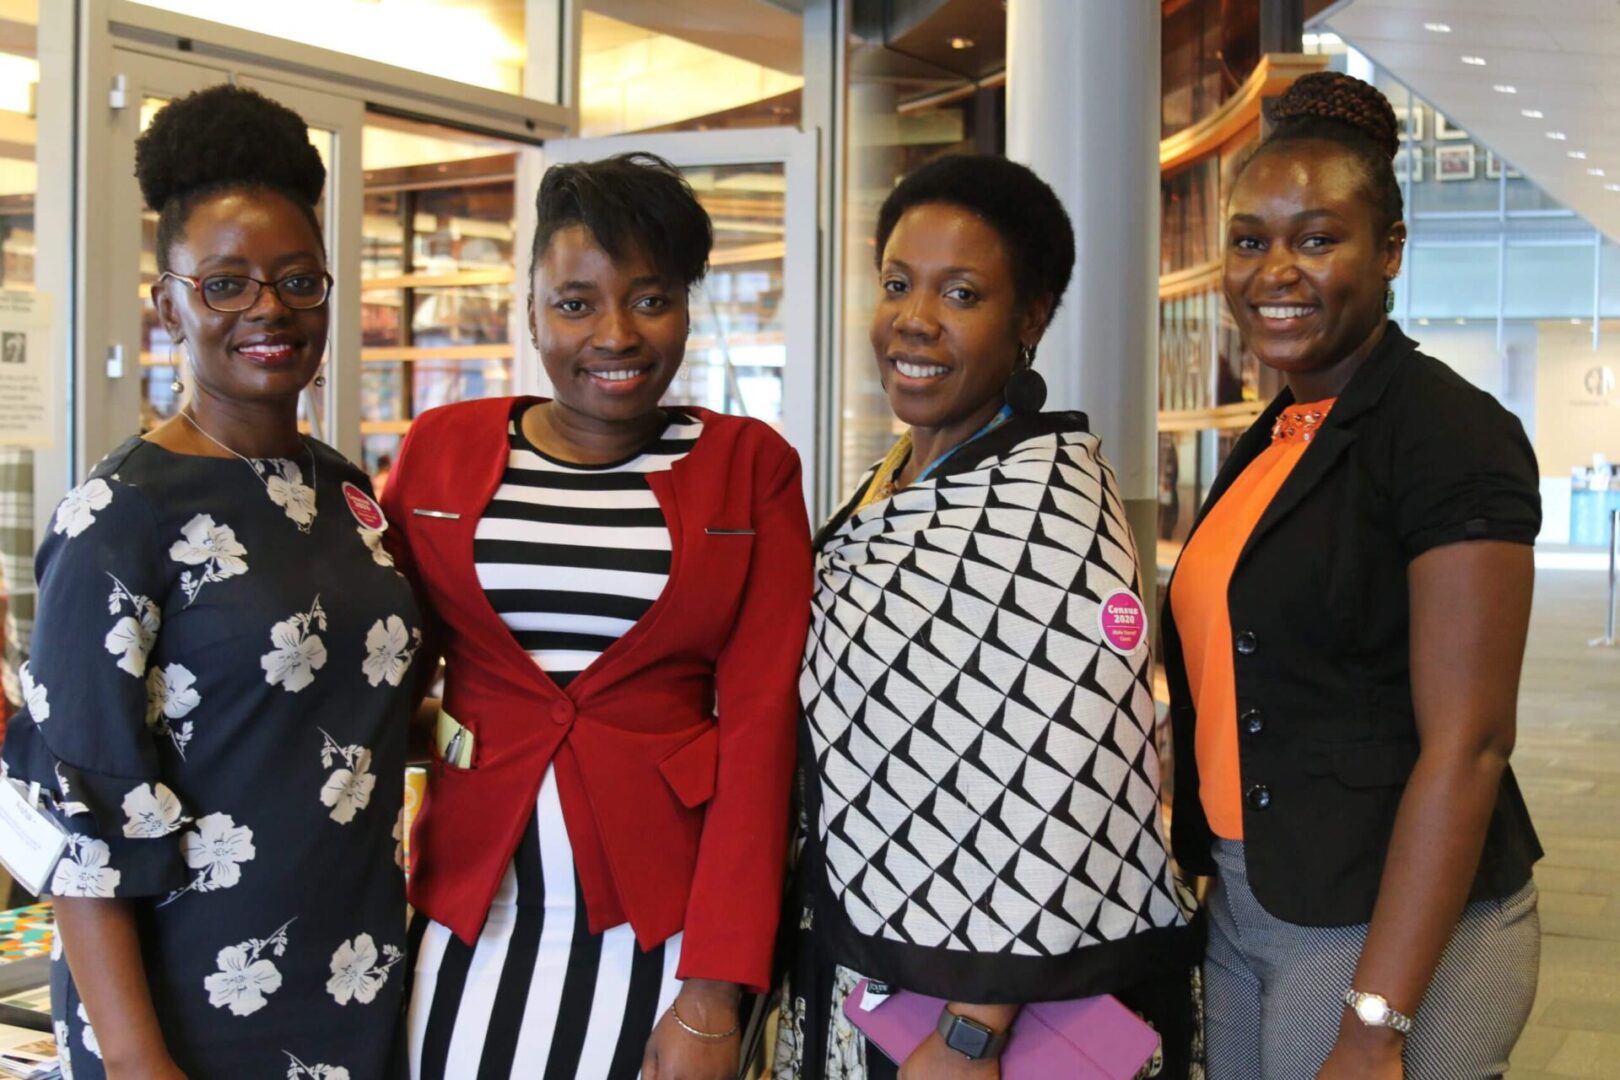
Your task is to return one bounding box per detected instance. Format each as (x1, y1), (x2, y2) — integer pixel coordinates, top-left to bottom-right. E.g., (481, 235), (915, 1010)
(1384, 283), (1396, 314)
(168, 342), (184, 394)
(1004, 343), (1047, 415)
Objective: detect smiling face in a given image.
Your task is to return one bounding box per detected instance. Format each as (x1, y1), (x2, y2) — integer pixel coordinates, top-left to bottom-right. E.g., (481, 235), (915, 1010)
(529, 223), (687, 428)
(870, 202), (1048, 436)
(1224, 141), (1405, 395)
(153, 188), (329, 410)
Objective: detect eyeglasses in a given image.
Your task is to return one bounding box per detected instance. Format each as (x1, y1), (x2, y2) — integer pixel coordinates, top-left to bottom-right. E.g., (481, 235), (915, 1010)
(158, 270), (333, 313)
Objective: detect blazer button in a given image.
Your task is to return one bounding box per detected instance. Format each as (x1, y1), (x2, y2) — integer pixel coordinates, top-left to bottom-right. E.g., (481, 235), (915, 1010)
(550, 700), (576, 727)
(1235, 631), (1258, 656)
(1245, 784), (1272, 811)
(1242, 708), (1265, 735)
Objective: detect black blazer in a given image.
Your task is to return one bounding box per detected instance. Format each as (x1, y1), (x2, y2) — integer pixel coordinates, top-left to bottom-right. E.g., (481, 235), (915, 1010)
(1162, 323), (1543, 926)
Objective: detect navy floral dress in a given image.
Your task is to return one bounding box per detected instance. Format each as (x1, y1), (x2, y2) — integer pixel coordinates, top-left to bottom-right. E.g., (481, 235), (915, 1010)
(1, 436), (422, 1079)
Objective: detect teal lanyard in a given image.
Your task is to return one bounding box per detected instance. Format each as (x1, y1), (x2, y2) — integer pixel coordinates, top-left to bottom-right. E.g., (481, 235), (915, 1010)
(913, 405), (1014, 484)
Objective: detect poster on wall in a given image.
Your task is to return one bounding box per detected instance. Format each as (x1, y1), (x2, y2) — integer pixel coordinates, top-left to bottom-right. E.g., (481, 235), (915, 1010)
(1394, 146), (1424, 183)
(1485, 151), (1523, 180)
(0, 291), (53, 448)
(1393, 105), (1425, 141)
(1435, 112), (1469, 140)
(1437, 144), (1477, 182)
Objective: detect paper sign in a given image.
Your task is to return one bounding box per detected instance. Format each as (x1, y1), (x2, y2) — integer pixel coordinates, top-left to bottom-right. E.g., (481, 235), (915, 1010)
(0, 291), (53, 449)
(0, 779), (66, 896)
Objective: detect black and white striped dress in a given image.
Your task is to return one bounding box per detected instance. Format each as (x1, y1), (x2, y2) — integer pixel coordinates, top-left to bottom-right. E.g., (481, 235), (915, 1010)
(408, 408), (701, 1080)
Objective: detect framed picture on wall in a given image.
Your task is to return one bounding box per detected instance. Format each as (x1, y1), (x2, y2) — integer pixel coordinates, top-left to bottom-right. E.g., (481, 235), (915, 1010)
(1393, 105), (1425, 142)
(1393, 146), (1424, 183)
(1435, 112), (1468, 140)
(1485, 151), (1523, 180)
(1437, 144), (1477, 181)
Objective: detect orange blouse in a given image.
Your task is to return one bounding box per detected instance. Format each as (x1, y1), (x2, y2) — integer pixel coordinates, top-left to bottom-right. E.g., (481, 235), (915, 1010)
(1168, 398), (1336, 839)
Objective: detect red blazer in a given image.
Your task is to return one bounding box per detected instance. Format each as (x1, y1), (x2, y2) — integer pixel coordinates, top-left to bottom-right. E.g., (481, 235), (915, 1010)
(382, 397), (811, 992)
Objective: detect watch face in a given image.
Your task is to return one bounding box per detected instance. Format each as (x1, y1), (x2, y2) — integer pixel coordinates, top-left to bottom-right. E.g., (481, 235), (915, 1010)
(1355, 996), (1390, 1025)
(944, 1017), (994, 1059)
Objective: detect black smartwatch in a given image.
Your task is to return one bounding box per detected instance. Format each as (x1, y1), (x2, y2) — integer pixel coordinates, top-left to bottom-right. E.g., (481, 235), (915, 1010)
(936, 1008), (1010, 1060)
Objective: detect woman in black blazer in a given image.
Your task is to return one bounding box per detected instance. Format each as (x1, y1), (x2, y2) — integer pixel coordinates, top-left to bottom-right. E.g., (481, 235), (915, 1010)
(1161, 73), (1542, 1079)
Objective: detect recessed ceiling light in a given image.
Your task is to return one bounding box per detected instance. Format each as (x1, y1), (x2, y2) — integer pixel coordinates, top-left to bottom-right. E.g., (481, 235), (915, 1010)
(1492, 85), (1517, 94)
(1547, 131), (1568, 140)
(1521, 109), (1545, 119)
(1606, 184), (1620, 192)
(1461, 55), (1487, 66)
(1455, 318), (1468, 325)
(1569, 151), (1588, 159)
(1590, 168), (1607, 177)
(1424, 22), (1452, 33)
(1572, 318), (1585, 325)
(1418, 318), (1431, 326)
(949, 36), (975, 49)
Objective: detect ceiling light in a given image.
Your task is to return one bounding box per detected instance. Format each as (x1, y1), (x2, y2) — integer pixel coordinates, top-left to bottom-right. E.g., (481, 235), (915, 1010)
(1521, 109), (1544, 119)
(949, 37), (975, 50)
(1492, 85), (1517, 94)
(1461, 55), (1487, 66)
(1590, 168), (1607, 177)
(1424, 22), (1452, 33)
(1418, 318), (1431, 326)
(1547, 131), (1568, 140)
(1569, 151), (1588, 159)
(1455, 318), (1467, 325)
(1606, 184), (1620, 192)
(1572, 318), (1585, 325)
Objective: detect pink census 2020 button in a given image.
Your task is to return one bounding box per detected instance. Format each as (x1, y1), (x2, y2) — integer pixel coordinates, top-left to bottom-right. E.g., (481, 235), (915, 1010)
(1097, 589), (1147, 655)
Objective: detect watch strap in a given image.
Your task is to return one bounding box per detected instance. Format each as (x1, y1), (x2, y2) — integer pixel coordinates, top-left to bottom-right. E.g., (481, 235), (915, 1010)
(1343, 989), (1414, 1034)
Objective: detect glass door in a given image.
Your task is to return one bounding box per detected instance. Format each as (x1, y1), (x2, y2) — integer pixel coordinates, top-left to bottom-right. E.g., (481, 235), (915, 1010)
(536, 129), (819, 498)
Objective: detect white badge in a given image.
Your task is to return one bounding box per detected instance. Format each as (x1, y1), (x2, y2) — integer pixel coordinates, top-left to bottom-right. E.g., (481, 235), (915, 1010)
(0, 779), (68, 896)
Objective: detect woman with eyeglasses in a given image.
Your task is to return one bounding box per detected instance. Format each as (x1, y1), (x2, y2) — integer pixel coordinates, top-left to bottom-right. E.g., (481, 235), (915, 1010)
(0, 85), (420, 1078)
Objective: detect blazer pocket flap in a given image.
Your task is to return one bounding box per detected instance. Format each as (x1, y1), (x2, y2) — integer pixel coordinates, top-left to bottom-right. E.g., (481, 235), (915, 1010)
(658, 725), (719, 809)
(1306, 740), (1419, 788)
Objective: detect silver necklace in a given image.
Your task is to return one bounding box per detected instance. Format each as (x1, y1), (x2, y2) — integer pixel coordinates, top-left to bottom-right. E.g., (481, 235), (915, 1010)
(180, 408), (318, 534)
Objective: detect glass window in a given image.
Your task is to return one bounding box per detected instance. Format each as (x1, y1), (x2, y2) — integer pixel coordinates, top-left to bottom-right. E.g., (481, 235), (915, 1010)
(1406, 244), (1501, 320)
(1503, 242), (1595, 320)
(359, 116), (523, 481)
(1161, 159), (1219, 274)
(129, 1), (539, 99)
(0, 1), (37, 716)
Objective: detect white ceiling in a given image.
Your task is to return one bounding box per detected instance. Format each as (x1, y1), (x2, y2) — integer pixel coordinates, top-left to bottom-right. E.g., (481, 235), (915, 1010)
(1317, 0), (1620, 241)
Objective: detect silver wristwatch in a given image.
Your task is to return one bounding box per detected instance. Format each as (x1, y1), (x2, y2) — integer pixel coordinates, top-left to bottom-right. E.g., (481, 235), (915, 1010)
(1343, 990), (1414, 1034)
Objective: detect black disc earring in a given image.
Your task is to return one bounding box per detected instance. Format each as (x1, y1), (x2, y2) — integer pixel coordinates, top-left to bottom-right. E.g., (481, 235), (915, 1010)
(1005, 344), (1047, 415)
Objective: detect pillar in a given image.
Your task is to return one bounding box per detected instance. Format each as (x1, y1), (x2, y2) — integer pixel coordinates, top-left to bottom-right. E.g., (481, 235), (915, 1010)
(1006, 0), (1162, 608)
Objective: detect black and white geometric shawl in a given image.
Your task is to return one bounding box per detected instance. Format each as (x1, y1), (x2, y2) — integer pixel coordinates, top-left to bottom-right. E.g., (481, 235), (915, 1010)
(801, 412), (1195, 1001)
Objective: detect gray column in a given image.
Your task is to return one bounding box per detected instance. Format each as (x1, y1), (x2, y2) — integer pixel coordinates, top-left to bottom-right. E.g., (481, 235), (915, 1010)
(1006, 0), (1162, 604)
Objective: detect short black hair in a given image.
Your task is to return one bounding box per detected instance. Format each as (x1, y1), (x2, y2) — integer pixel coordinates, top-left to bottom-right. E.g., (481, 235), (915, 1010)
(873, 154), (1076, 320)
(135, 84), (327, 273)
(531, 153), (712, 287)
(1246, 71), (1405, 235)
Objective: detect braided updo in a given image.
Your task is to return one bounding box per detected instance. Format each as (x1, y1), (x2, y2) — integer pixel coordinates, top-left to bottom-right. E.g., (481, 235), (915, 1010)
(135, 84), (327, 273)
(1246, 71), (1405, 234)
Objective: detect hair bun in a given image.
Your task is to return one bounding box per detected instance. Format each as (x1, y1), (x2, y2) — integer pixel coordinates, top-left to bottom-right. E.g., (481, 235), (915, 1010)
(135, 84), (326, 213)
(1270, 71), (1400, 161)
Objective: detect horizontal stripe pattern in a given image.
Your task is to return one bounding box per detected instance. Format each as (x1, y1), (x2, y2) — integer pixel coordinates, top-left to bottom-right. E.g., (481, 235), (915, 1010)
(474, 408), (700, 689)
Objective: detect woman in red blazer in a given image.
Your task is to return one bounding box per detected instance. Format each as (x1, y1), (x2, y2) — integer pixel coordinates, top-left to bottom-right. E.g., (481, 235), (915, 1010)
(383, 153), (811, 1080)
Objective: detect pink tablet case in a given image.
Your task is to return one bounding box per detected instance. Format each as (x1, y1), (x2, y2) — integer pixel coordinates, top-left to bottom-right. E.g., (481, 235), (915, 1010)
(842, 979), (1160, 1079)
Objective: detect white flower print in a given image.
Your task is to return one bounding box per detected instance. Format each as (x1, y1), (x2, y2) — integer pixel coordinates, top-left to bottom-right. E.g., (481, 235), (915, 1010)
(53, 764), (89, 818)
(50, 836), (121, 898)
(261, 596), (328, 692)
(121, 782), (188, 839)
(103, 574), (161, 678)
(53, 478), (113, 538)
(361, 615), (421, 688)
(18, 662), (47, 723)
(54, 1019), (72, 1080)
(145, 662), (202, 757)
(392, 808), (406, 870)
(169, 514), (249, 606)
(163, 812), (256, 905)
(318, 731), (376, 825)
(325, 933), (404, 1006)
(77, 1003), (101, 1059)
(358, 526), (394, 569)
(263, 459), (317, 532)
(203, 918), (293, 1017)
(285, 1052), (351, 1080)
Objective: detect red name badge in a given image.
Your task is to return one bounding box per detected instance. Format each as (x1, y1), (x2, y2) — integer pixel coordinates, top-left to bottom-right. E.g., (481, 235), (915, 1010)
(342, 481), (386, 531)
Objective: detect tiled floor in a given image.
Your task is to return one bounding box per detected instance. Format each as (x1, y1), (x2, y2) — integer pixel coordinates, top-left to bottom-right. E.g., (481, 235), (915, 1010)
(1506, 568), (1620, 1078)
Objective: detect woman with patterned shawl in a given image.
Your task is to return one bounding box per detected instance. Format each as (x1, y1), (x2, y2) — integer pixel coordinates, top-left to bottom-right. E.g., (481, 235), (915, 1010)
(774, 155), (1199, 1080)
